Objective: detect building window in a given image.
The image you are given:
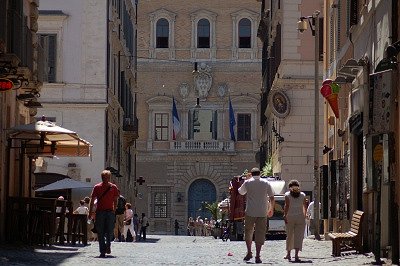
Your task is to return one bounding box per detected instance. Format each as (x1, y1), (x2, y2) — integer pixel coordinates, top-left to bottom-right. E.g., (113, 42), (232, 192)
(238, 18), (251, 48)
(156, 18), (169, 48)
(154, 113), (169, 141)
(188, 109), (217, 140)
(237, 113), (251, 141)
(197, 19), (210, 48)
(39, 34), (57, 83)
(151, 187), (170, 218)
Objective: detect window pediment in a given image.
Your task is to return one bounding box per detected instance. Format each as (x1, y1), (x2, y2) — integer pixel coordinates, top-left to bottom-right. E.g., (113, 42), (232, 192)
(190, 9), (217, 22)
(147, 95), (173, 109)
(231, 9), (259, 21)
(149, 8), (176, 22)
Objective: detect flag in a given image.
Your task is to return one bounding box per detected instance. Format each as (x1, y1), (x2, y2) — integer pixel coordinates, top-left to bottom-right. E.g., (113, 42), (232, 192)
(229, 98), (236, 141)
(172, 97), (181, 140)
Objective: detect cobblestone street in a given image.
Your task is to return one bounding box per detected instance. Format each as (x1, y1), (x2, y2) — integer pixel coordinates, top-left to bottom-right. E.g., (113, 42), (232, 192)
(0, 235), (383, 265)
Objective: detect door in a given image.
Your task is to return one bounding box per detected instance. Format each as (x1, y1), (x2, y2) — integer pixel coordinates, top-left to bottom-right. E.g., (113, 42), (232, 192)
(187, 179), (216, 219)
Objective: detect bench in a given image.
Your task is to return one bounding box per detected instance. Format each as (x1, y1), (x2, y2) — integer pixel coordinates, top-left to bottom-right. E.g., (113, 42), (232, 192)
(328, 210), (365, 256)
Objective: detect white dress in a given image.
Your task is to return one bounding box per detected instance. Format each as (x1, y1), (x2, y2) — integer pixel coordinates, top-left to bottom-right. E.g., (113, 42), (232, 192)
(123, 208), (135, 239)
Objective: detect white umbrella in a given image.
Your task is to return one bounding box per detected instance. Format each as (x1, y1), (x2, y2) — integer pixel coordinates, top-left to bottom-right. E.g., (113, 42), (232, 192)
(7, 118), (92, 157)
(35, 178), (92, 192)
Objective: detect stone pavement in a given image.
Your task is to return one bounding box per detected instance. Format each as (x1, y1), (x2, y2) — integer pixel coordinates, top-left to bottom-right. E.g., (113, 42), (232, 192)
(0, 235), (387, 265)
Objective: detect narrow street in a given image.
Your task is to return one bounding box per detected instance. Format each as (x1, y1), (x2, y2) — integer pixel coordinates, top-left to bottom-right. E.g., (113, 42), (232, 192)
(0, 235), (378, 265)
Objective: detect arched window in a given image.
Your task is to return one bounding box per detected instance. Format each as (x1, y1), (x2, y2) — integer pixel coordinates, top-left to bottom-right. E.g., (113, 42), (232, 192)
(197, 19), (210, 48)
(156, 18), (169, 48)
(238, 18), (251, 48)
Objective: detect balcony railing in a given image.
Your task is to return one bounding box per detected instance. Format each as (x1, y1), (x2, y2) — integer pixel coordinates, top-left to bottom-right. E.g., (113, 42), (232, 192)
(171, 140), (234, 152)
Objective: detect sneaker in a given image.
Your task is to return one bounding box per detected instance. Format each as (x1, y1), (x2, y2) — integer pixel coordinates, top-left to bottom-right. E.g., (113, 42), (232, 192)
(106, 246), (111, 254)
(243, 252), (253, 261)
(255, 257), (262, 264)
(99, 253), (106, 258)
(114, 238), (119, 242)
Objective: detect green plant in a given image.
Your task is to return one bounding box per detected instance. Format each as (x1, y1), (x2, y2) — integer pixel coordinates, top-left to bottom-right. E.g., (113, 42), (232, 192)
(261, 157), (273, 177)
(203, 201), (220, 220)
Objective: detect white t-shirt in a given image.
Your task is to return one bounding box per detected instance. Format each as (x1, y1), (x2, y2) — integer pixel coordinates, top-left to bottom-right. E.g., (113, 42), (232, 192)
(74, 206), (89, 215)
(306, 201), (321, 219)
(238, 176), (274, 217)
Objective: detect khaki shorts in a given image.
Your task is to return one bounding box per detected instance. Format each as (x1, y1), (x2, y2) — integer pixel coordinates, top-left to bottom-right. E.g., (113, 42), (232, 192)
(244, 215), (267, 245)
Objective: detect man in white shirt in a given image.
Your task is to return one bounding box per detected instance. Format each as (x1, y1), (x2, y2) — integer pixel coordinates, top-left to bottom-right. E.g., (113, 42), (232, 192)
(238, 167), (275, 264)
(306, 201), (321, 240)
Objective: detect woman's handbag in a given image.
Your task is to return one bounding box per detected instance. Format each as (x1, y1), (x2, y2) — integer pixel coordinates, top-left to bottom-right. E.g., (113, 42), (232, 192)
(125, 219), (132, 225)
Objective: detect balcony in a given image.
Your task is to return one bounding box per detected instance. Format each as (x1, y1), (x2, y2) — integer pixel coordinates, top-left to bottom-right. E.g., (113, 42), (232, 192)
(171, 140), (234, 152)
(122, 117), (138, 150)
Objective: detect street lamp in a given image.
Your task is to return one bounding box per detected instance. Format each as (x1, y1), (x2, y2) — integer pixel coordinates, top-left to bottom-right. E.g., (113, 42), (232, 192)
(297, 10), (321, 240)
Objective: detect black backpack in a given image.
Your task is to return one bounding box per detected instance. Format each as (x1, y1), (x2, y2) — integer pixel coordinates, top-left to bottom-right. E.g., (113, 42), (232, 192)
(116, 196), (126, 215)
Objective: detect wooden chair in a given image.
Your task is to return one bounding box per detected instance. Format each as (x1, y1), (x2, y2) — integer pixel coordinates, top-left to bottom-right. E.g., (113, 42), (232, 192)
(328, 210), (365, 256)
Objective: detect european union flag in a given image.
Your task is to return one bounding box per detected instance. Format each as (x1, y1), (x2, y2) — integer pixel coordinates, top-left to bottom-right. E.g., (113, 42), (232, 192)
(229, 98), (236, 141)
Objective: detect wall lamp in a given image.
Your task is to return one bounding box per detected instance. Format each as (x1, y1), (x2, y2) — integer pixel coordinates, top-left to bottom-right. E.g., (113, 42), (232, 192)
(323, 145), (333, 155)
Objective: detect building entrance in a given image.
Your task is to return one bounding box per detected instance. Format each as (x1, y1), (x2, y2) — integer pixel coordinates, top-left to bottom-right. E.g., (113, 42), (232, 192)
(187, 178), (216, 219)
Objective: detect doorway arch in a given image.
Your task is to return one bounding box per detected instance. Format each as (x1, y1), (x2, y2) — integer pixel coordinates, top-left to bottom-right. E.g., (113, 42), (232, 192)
(187, 178), (216, 219)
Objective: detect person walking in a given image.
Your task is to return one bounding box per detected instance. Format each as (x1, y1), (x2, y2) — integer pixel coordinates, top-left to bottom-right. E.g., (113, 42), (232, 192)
(114, 195), (126, 241)
(88, 170), (120, 258)
(122, 203), (135, 242)
(238, 167), (275, 264)
(283, 180), (307, 262)
(140, 213), (149, 241)
(174, 219), (179, 235)
(132, 213), (139, 239)
(306, 200), (322, 240)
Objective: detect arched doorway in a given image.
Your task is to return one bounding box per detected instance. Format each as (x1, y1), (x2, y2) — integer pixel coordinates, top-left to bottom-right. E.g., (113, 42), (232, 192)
(187, 178), (216, 219)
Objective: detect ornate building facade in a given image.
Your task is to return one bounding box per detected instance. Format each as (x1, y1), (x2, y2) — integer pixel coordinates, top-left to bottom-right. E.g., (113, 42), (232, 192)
(135, 0), (262, 234)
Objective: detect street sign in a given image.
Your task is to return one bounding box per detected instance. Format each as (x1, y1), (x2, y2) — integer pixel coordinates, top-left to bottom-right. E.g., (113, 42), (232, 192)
(0, 78), (14, 92)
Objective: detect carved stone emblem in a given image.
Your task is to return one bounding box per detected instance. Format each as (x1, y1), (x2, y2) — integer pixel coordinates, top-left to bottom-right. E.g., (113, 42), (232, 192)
(179, 83), (189, 98)
(193, 63), (212, 99)
(217, 83), (227, 98)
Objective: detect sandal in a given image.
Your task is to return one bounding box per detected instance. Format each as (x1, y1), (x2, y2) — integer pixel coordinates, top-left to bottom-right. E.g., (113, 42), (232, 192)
(243, 252), (253, 261)
(255, 257), (262, 264)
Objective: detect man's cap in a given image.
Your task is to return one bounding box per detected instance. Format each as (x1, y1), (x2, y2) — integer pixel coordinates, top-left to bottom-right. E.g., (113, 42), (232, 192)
(250, 167), (260, 173)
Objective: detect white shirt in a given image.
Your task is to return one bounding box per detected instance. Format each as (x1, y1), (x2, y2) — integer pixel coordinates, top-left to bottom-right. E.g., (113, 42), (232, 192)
(74, 206), (89, 215)
(306, 201), (321, 219)
(238, 176), (274, 217)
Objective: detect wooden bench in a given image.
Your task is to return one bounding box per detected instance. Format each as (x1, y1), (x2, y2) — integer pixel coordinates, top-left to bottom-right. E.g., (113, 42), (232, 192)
(328, 210), (365, 256)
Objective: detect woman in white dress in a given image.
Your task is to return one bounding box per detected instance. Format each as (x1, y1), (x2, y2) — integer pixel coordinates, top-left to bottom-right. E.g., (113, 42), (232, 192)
(122, 203), (135, 242)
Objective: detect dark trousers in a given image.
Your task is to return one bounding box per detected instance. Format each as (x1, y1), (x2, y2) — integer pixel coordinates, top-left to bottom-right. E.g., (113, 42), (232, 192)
(141, 226), (147, 240)
(96, 211), (115, 254)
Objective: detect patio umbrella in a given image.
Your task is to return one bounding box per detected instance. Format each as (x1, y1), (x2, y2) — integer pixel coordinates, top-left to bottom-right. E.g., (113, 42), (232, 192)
(35, 178), (92, 192)
(6, 117), (92, 197)
(7, 117), (92, 157)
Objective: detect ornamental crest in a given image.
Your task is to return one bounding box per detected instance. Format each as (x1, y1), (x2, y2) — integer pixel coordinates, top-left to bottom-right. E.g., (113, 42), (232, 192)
(193, 63), (212, 99)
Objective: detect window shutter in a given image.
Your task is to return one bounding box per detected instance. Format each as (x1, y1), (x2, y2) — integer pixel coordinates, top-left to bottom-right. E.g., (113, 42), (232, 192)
(337, 0), (341, 51)
(212, 110), (218, 140)
(188, 110), (193, 140)
(47, 35), (57, 83)
(350, 0), (358, 27)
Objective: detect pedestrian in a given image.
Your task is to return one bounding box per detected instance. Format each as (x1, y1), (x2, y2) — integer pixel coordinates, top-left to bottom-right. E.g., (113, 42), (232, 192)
(88, 169), (120, 258)
(283, 180), (307, 262)
(133, 213), (139, 238)
(114, 194), (126, 242)
(238, 167), (275, 264)
(73, 199), (89, 215)
(174, 219), (179, 235)
(187, 217), (195, 236)
(122, 203), (135, 242)
(306, 200), (322, 240)
(140, 213), (149, 241)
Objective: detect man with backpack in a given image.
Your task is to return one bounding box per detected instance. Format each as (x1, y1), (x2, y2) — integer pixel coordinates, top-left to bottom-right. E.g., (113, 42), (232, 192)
(114, 194), (126, 241)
